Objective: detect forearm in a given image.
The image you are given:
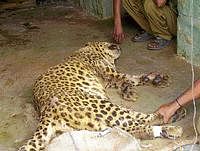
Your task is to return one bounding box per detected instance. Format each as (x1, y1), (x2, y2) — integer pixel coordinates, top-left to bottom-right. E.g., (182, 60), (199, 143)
(113, 0), (122, 25)
(176, 80), (200, 106)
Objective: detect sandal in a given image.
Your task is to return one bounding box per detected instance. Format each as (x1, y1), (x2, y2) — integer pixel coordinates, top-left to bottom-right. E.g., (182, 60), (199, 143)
(147, 37), (172, 50)
(132, 31), (154, 42)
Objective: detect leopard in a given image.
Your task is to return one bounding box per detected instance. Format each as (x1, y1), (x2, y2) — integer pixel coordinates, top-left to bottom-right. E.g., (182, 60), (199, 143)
(19, 42), (186, 151)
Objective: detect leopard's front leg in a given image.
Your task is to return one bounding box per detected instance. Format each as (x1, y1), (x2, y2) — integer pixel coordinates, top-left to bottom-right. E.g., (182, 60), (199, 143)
(100, 66), (138, 101)
(117, 72), (169, 88)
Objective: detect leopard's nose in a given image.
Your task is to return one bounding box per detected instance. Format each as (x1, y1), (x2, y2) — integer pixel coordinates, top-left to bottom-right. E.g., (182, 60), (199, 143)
(108, 44), (120, 50)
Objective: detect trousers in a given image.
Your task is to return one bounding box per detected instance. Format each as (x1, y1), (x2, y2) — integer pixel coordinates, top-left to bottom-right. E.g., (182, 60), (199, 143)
(123, 0), (177, 40)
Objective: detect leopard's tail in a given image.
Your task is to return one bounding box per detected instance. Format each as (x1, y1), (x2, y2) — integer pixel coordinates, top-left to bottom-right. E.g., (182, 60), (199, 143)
(18, 118), (56, 151)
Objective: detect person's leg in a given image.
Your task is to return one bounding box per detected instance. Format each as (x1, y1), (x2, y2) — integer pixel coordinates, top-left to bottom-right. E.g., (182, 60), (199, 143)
(143, 0), (177, 40)
(123, 0), (151, 33)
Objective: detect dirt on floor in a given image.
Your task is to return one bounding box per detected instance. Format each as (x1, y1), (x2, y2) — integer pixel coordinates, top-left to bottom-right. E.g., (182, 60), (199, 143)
(0, 2), (200, 151)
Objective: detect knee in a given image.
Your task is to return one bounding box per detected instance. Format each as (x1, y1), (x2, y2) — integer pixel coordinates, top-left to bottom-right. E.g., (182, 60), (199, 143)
(143, 0), (157, 15)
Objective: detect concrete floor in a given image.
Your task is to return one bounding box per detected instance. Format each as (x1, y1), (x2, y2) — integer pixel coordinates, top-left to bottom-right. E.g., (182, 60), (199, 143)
(0, 3), (200, 151)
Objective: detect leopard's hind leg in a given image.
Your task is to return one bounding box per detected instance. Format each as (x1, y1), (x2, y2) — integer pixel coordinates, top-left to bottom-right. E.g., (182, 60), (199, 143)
(18, 116), (73, 151)
(104, 109), (183, 139)
(110, 108), (185, 139)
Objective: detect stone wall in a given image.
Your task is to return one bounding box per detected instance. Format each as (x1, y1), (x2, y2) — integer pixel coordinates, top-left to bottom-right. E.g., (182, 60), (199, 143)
(177, 0), (200, 66)
(80, 0), (113, 19)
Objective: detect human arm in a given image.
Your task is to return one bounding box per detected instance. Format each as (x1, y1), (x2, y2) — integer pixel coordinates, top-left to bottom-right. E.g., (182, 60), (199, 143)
(156, 80), (200, 123)
(112, 0), (125, 44)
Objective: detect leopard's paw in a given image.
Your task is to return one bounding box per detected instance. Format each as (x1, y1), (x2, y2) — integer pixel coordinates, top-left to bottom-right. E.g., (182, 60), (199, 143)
(121, 90), (138, 102)
(140, 72), (169, 87)
(169, 107), (186, 123)
(160, 125), (183, 139)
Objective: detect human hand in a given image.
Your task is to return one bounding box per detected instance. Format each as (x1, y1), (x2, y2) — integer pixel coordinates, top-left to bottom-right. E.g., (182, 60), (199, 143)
(153, 0), (167, 7)
(112, 23), (125, 44)
(155, 101), (180, 123)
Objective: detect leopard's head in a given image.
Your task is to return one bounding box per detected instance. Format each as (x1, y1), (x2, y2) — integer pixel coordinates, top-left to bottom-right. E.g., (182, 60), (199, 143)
(84, 42), (121, 60)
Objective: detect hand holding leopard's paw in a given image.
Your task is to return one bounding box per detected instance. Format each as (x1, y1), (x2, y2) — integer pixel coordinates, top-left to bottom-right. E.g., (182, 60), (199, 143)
(140, 72), (169, 87)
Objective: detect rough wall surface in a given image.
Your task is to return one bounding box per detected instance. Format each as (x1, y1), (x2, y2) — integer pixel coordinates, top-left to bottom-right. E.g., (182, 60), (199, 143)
(80, 0), (113, 19)
(177, 0), (200, 66)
